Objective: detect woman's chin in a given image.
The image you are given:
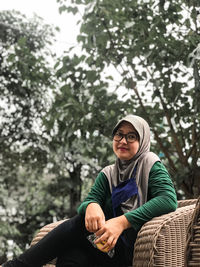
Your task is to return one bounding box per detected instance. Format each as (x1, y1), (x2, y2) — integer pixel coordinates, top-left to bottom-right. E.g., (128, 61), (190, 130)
(118, 155), (133, 161)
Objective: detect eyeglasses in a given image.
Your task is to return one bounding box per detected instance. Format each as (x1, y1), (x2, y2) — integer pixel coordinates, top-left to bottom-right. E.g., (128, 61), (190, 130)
(113, 132), (138, 143)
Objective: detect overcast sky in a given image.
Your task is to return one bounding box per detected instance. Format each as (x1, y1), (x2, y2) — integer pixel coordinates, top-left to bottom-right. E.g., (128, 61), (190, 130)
(0, 0), (127, 97)
(0, 0), (81, 55)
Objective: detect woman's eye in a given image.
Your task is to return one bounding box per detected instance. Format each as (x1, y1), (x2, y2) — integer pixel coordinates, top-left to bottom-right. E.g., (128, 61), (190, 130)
(128, 134), (136, 140)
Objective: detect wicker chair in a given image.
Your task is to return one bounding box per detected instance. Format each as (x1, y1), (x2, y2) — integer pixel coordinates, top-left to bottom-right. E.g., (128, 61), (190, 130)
(185, 196), (200, 267)
(30, 199), (197, 267)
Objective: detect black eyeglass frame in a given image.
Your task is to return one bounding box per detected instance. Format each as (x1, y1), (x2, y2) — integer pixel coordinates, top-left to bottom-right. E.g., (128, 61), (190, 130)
(112, 131), (139, 143)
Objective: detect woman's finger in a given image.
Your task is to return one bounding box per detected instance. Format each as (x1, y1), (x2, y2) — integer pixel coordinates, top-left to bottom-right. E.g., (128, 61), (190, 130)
(106, 236), (115, 249)
(92, 220), (98, 232)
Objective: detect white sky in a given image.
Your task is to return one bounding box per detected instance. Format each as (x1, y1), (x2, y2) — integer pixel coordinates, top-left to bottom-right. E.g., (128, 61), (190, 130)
(0, 0), (128, 98)
(0, 0), (81, 55)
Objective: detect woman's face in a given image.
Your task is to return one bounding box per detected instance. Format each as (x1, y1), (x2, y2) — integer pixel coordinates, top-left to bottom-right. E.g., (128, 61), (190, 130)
(113, 121), (140, 160)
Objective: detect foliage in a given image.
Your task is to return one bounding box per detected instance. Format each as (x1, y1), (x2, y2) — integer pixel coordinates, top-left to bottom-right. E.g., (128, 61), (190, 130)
(0, 10), (58, 260)
(45, 53), (133, 216)
(0, 9), (130, 259)
(57, 0), (200, 198)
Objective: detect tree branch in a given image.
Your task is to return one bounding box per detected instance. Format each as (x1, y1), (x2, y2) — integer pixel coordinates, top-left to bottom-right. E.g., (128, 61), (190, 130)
(156, 89), (190, 167)
(129, 79), (177, 172)
(187, 126), (200, 161)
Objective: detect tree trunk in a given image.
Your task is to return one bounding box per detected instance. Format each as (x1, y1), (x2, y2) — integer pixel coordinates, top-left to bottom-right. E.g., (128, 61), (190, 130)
(69, 164), (82, 217)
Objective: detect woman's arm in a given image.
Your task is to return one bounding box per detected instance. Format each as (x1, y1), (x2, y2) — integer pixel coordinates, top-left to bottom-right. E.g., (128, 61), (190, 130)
(124, 161), (177, 231)
(78, 172), (110, 232)
(77, 172), (109, 214)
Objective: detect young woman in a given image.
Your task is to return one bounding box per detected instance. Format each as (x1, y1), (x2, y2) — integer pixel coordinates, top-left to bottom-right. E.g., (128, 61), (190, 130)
(2, 114), (177, 267)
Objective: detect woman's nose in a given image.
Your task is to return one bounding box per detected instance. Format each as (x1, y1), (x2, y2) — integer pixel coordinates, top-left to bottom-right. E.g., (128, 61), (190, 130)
(120, 136), (128, 144)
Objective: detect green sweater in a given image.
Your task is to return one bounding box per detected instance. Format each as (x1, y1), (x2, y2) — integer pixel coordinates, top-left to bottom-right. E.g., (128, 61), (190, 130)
(78, 161), (177, 231)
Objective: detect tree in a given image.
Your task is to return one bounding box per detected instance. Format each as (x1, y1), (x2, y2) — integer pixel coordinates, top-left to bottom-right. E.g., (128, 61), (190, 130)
(0, 10), (58, 259)
(0, 9), (129, 260)
(45, 53), (133, 216)
(57, 0), (200, 198)
(0, 8), (132, 260)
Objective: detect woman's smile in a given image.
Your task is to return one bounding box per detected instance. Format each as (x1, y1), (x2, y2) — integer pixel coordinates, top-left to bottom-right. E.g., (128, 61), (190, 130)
(118, 147), (128, 152)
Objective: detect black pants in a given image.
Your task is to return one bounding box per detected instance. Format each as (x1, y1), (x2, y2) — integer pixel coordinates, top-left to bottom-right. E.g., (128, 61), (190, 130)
(9, 215), (136, 267)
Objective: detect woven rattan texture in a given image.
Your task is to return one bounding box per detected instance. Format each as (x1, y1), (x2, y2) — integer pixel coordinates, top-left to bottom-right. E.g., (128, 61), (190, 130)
(178, 199), (197, 208)
(133, 204), (196, 267)
(185, 197), (200, 267)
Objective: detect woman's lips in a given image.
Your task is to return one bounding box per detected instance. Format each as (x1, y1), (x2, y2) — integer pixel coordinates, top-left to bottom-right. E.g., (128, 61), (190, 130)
(118, 147), (128, 152)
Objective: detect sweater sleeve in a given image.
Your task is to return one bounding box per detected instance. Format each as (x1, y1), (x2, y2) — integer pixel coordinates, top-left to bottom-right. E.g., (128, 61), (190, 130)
(124, 161), (177, 231)
(77, 172), (110, 215)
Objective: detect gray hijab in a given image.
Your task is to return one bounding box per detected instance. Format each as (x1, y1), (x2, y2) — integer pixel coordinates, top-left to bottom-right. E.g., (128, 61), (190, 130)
(102, 114), (160, 213)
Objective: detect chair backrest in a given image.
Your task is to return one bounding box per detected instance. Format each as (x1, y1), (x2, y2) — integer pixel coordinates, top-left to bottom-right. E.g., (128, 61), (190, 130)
(185, 196), (200, 267)
(178, 199), (197, 208)
(133, 201), (196, 267)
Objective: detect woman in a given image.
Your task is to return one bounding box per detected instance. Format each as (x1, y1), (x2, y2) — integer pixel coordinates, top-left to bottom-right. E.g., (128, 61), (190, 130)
(2, 114), (177, 267)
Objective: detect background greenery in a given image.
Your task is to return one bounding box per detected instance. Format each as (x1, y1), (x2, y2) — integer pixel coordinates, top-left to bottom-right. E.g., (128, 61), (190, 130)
(0, 0), (200, 261)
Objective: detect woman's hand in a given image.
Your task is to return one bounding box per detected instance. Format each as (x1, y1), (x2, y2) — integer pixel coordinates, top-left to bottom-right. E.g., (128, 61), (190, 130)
(85, 202), (105, 233)
(94, 215), (131, 251)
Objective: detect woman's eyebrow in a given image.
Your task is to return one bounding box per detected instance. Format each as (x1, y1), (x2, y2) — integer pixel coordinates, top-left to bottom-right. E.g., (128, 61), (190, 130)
(117, 130), (137, 134)
(127, 132), (137, 135)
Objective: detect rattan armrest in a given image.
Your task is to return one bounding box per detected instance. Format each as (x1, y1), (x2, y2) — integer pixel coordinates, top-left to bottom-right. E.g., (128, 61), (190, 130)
(133, 204), (196, 267)
(30, 219), (67, 247)
(30, 219), (67, 267)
